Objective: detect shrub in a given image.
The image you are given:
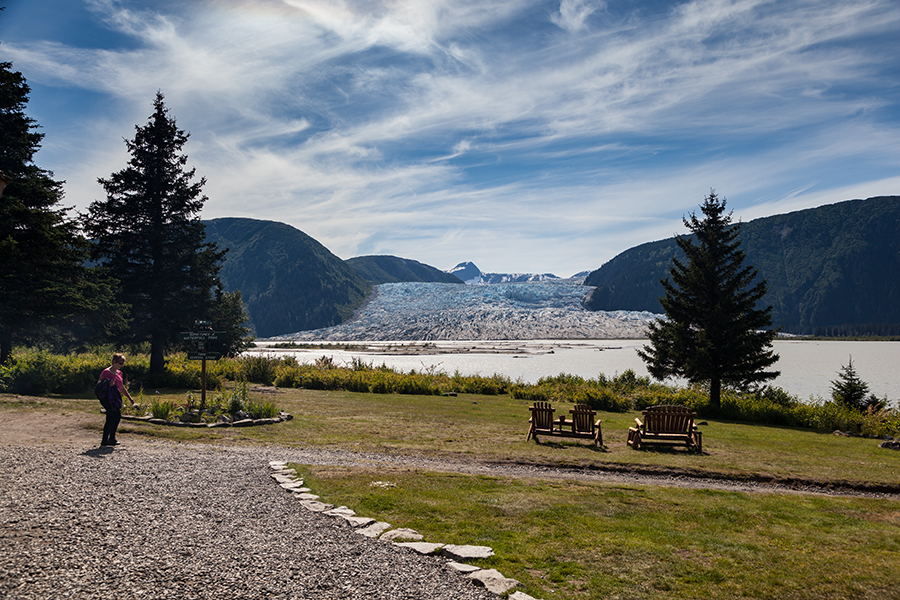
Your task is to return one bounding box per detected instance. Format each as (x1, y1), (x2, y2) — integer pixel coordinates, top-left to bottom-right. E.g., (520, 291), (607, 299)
(150, 397), (177, 420)
(238, 355), (279, 385)
(247, 398), (278, 419)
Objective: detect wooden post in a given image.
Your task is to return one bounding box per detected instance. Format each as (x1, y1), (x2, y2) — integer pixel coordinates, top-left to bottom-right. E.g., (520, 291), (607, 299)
(201, 357), (207, 409)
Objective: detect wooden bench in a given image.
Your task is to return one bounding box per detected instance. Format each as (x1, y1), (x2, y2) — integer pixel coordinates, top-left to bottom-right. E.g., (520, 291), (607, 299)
(526, 402), (603, 446)
(627, 405), (702, 452)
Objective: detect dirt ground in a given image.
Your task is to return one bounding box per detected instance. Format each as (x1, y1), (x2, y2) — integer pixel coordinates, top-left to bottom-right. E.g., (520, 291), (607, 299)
(0, 397), (102, 446)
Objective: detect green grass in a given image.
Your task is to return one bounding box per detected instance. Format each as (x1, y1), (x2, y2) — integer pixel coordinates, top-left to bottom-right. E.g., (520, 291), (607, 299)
(3, 387), (899, 599)
(292, 465), (900, 600)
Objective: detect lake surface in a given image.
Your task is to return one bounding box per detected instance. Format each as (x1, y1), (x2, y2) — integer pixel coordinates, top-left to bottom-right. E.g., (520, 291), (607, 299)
(250, 339), (900, 405)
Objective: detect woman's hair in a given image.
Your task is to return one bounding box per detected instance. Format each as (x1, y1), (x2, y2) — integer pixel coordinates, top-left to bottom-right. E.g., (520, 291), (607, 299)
(113, 353), (126, 364)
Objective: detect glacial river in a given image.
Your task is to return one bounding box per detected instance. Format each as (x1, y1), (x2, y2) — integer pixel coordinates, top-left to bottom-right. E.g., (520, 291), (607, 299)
(250, 339), (900, 405)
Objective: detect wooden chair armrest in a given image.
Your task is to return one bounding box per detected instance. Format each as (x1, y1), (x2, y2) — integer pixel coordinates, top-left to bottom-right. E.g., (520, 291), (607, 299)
(634, 417), (643, 427)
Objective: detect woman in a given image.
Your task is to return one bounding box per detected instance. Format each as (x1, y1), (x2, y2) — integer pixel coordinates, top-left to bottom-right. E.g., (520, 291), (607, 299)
(97, 353), (135, 446)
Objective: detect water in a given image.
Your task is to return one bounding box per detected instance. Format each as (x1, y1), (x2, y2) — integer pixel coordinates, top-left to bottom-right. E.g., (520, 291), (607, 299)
(249, 339), (900, 404)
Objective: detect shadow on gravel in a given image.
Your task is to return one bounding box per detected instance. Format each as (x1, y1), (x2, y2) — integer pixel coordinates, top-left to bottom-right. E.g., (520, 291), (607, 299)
(80, 446), (116, 458)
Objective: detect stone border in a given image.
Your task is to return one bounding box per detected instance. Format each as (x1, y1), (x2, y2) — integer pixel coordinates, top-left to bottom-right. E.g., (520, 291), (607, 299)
(268, 461), (541, 600)
(121, 412), (293, 428)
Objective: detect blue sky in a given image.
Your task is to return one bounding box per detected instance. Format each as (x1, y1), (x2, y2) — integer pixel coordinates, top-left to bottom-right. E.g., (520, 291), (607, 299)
(2, 0), (899, 276)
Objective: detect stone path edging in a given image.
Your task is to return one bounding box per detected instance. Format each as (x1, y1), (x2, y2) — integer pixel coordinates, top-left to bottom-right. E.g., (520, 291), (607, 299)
(120, 411), (293, 428)
(268, 460), (539, 599)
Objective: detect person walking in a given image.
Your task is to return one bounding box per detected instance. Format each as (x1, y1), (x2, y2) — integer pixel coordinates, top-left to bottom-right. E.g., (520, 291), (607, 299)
(98, 353), (135, 446)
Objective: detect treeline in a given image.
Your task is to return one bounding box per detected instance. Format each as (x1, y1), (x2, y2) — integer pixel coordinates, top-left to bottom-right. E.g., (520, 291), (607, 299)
(3, 349), (897, 439)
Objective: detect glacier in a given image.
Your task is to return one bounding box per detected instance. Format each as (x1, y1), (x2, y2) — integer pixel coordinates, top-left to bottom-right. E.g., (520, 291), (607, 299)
(268, 281), (659, 341)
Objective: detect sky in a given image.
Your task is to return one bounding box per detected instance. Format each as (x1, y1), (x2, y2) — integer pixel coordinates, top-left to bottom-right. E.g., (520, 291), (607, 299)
(1, 0), (899, 277)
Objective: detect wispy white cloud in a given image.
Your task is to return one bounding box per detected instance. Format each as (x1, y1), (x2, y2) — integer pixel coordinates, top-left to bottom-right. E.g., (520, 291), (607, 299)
(4, 0), (898, 273)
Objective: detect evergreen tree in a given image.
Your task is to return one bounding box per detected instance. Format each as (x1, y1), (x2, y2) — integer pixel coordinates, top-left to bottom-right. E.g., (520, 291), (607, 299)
(208, 289), (254, 357)
(0, 61), (123, 363)
(830, 356), (873, 410)
(85, 92), (226, 373)
(638, 191), (780, 409)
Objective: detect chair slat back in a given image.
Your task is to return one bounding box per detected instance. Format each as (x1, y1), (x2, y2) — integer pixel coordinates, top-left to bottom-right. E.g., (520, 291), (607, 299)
(570, 404), (596, 434)
(530, 402), (555, 430)
(642, 405), (695, 433)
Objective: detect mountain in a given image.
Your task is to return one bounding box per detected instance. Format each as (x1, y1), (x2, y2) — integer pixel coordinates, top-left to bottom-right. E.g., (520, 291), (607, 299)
(448, 261), (562, 284)
(347, 255), (464, 285)
(583, 196), (900, 335)
(203, 217), (371, 338)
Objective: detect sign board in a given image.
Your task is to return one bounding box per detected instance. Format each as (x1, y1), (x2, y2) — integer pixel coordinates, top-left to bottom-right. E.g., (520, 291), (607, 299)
(178, 331), (227, 342)
(188, 352), (222, 361)
(180, 329), (226, 361)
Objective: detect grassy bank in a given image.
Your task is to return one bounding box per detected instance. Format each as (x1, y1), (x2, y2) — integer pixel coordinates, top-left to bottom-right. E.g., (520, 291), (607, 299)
(292, 465), (900, 600)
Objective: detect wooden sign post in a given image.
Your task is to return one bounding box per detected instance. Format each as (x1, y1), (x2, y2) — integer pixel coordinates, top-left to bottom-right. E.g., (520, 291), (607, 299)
(178, 321), (225, 408)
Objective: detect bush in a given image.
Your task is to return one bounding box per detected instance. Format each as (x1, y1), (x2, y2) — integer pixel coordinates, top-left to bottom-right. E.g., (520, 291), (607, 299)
(150, 397), (177, 420)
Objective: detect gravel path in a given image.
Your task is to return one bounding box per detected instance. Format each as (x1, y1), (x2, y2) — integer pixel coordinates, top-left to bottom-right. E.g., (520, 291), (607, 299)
(0, 441), (497, 600)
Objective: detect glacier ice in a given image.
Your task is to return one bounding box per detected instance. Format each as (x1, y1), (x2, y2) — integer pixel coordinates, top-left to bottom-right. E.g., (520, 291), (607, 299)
(268, 281), (659, 341)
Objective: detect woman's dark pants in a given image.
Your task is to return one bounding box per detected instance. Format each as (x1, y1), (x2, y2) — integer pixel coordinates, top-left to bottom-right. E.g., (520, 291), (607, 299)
(101, 400), (121, 444)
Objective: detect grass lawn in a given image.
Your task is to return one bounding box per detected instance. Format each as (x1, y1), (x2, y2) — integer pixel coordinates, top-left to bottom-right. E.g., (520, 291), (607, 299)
(5, 387), (899, 599)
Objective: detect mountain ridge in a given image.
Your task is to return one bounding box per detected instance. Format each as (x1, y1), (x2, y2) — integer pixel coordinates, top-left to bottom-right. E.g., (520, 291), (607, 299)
(583, 195), (900, 334)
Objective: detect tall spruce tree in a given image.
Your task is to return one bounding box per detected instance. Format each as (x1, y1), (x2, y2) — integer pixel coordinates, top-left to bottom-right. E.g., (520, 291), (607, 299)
(638, 191), (779, 409)
(85, 92), (225, 373)
(0, 61), (123, 363)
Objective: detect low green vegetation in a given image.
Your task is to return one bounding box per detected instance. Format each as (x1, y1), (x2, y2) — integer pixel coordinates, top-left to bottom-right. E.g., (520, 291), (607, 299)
(2, 348), (898, 438)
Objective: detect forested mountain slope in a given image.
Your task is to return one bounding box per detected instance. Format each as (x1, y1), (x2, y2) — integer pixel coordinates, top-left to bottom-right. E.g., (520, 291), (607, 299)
(346, 255), (464, 285)
(583, 196), (900, 335)
(204, 218), (370, 338)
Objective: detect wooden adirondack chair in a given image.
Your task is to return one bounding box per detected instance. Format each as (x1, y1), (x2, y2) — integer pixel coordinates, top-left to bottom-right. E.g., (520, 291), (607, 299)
(627, 405), (702, 452)
(569, 404), (603, 446)
(527, 402), (603, 446)
(526, 401), (555, 441)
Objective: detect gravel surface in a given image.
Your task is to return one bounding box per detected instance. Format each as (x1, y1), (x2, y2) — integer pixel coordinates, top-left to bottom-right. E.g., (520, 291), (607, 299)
(0, 441), (497, 600)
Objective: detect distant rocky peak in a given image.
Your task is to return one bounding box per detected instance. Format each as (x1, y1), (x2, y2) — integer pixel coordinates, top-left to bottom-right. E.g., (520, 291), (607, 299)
(447, 261), (561, 285)
(448, 261), (484, 284)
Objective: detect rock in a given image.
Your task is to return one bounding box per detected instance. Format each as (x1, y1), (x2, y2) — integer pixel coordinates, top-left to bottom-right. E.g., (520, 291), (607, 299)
(879, 440), (900, 450)
(445, 561), (480, 573)
(509, 591), (541, 600)
(232, 419), (255, 427)
(206, 421), (230, 427)
(396, 542), (444, 555)
(297, 500), (333, 512)
(324, 506), (356, 518)
(280, 482), (306, 490)
(279, 411), (293, 421)
(467, 569), (520, 595)
(253, 418), (278, 425)
(441, 544), (495, 561)
(268, 461), (287, 468)
(339, 515), (376, 527)
(293, 493), (320, 501)
(380, 528), (423, 542)
(148, 418), (168, 425)
(356, 522), (392, 538)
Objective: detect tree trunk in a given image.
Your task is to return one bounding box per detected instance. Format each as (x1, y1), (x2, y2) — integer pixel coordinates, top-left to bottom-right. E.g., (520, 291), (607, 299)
(150, 334), (166, 374)
(0, 331), (12, 365)
(710, 377), (721, 410)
